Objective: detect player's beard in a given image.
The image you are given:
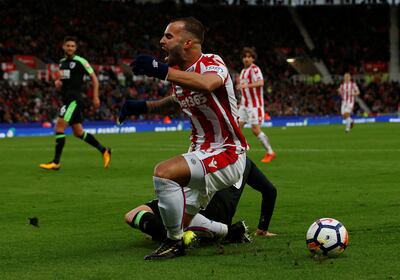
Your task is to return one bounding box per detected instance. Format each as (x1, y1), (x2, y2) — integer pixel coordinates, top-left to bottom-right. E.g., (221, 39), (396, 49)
(166, 45), (185, 68)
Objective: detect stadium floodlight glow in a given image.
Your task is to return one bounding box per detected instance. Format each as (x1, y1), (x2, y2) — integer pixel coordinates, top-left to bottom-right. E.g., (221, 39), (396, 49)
(286, 58), (295, 63)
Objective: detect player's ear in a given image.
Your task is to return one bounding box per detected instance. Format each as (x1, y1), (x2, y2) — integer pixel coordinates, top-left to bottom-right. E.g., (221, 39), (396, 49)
(183, 39), (192, 49)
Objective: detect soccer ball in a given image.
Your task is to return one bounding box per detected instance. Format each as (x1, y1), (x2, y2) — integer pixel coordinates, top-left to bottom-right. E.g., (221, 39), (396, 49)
(306, 218), (349, 257)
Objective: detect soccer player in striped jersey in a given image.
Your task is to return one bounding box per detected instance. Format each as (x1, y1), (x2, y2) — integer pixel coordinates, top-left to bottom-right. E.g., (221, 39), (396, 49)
(39, 36), (111, 170)
(119, 17), (247, 260)
(338, 73), (360, 133)
(237, 48), (275, 163)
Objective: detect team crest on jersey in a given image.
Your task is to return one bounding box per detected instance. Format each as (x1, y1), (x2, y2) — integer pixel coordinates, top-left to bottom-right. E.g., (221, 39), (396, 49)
(69, 62), (76, 69)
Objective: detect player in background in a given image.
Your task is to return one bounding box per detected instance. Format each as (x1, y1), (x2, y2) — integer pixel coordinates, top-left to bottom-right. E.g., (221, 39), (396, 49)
(119, 17), (247, 260)
(237, 47), (275, 163)
(338, 73), (360, 133)
(124, 158), (277, 246)
(40, 36), (111, 170)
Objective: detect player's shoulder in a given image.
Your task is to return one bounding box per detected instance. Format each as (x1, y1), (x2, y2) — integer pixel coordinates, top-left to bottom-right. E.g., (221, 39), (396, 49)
(73, 55), (90, 64)
(59, 57), (66, 63)
(72, 55), (94, 73)
(202, 53), (226, 66)
(250, 64), (261, 71)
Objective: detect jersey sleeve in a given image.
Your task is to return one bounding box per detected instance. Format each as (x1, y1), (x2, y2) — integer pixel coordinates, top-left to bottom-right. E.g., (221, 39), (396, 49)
(202, 55), (228, 82)
(75, 56), (94, 75)
(251, 66), (263, 82)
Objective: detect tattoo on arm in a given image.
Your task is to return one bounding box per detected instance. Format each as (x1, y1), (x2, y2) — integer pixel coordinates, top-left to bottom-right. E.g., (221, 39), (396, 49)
(147, 95), (179, 114)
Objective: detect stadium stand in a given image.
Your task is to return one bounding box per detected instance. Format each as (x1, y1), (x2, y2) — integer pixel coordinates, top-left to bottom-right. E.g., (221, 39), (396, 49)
(298, 5), (389, 74)
(0, 1), (398, 123)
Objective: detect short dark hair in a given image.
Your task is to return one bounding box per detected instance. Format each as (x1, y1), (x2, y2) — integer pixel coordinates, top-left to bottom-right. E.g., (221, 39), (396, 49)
(171, 17), (205, 44)
(242, 47), (257, 60)
(63, 36), (78, 44)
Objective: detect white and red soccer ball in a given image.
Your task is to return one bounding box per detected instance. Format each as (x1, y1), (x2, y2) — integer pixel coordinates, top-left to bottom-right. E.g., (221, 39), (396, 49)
(306, 218), (349, 257)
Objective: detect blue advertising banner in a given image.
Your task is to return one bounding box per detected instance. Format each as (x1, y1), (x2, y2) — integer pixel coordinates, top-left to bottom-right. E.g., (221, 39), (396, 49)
(0, 115), (399, 138)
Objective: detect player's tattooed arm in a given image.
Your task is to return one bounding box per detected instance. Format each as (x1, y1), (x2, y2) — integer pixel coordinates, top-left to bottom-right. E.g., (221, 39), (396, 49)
(167, 69), (223, 93)
(147, 95), (179, 114)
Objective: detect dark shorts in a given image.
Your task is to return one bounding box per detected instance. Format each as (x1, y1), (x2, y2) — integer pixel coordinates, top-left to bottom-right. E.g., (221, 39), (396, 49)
(145, 199), (161, 219)
(58, 99), (83, 125)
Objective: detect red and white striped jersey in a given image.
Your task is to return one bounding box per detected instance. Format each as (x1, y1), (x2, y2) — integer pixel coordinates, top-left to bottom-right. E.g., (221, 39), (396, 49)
(339, 81), (359, 105)
(172, 54), (247, 153)
(239, 63), (264, 108)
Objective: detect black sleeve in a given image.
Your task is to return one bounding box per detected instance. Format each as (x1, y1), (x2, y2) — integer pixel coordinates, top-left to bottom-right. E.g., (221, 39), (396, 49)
(246, 159), (277, 231)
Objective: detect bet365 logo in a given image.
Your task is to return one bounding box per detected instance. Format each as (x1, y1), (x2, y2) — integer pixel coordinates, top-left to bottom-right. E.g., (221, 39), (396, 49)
(178, 94), (207, 109)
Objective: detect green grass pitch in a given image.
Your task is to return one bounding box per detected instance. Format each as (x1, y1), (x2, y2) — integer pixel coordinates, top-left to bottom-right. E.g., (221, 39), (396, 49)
(0, 123), (399, 279)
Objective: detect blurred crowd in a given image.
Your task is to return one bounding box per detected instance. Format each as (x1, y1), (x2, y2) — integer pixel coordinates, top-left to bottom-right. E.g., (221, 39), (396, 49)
(0, 76), (173, 123)
(0, 0), (305, 79)
(1, 77), (398, 123)
(0, 1), (398, 123)
(1, 1), (390, 75)
(299, 5), (389, 74)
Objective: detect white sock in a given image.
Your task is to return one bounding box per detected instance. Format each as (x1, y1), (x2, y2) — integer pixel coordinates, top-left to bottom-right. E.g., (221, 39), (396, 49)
(257, 131), (273, 154)
(153, 176), (184, 240)
(188, 213), (228, 238)
(345, 117), (351, 131)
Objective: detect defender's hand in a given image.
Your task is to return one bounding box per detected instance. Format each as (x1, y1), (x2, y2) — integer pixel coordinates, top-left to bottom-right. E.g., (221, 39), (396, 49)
(130, 55), (169, 80)
(117, 100), (148, 125)
(255, 229), (277, 237)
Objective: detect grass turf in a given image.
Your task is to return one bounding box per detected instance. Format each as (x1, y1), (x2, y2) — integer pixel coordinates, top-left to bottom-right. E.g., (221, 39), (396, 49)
(0, 123), (399, 279)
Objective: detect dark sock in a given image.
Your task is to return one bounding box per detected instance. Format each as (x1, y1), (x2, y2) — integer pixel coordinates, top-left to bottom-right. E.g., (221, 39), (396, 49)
(130, 211), (167, 241)
(53, 133), (66, 164)
(78, 132), (106, 153)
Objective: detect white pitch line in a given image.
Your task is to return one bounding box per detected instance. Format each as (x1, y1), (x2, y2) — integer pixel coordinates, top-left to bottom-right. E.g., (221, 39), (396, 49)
(2, 146), (400, 153)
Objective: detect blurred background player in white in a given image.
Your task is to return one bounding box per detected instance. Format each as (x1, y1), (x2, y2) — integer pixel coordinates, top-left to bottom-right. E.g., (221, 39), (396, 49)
(237, 47), (275, 163)
(338, 73), (360, 133)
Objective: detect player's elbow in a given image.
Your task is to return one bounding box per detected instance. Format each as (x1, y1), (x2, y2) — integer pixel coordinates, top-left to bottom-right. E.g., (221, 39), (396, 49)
(203, 83), (215, 92)
(202, 80), (221, 92)
(91, 74), (99, 85)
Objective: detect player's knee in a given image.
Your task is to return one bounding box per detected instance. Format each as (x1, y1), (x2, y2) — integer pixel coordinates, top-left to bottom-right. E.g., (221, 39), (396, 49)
(124, 212), (133, 224)
(55, 123), (65, 132)
(73, 129), (83, 138)
(154, 162), (173, 179)
(251, 126), (261, 135)
(124, 208), (141, 224)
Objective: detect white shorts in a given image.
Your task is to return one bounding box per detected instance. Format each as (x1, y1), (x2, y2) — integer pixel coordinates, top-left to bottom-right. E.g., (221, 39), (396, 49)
(239, 106), (264, 126)
(341, 103), (354, 115)
(182, 148), (246, 215)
